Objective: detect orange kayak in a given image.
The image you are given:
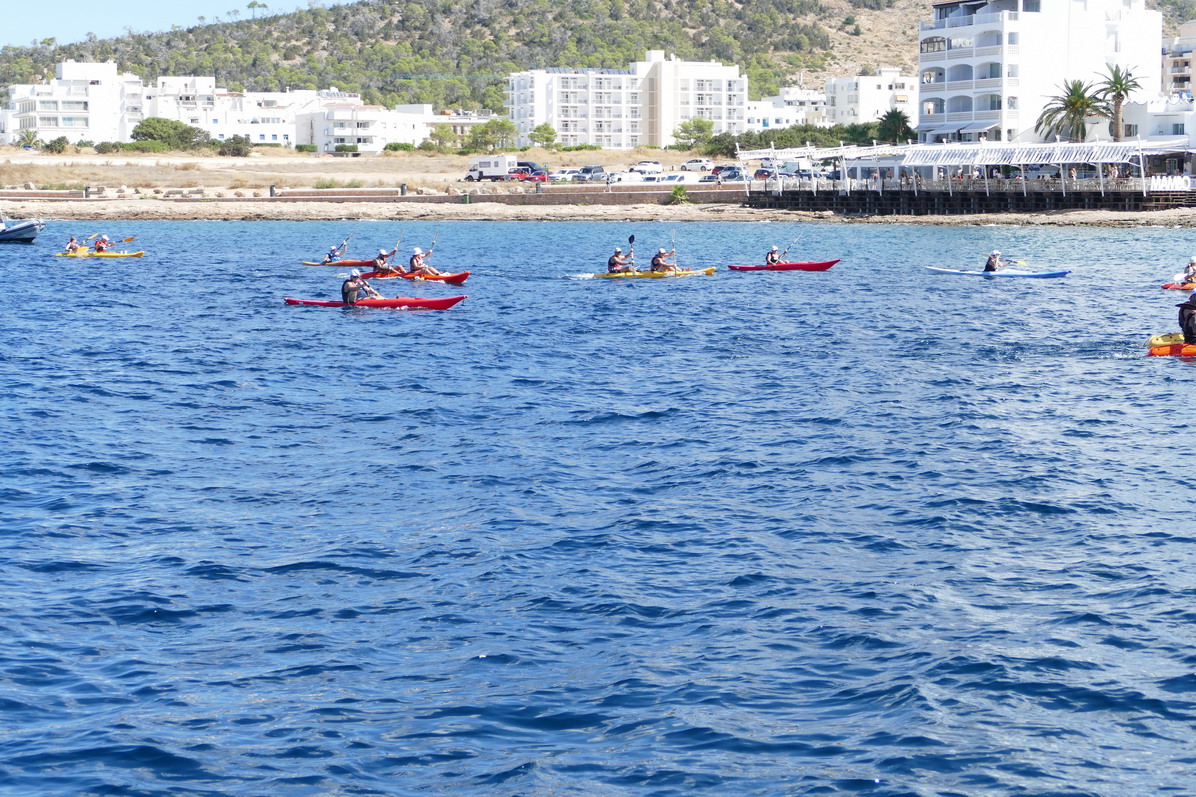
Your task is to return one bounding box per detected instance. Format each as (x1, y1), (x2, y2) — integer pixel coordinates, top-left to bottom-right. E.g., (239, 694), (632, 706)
(1149, 343), (1196, 356)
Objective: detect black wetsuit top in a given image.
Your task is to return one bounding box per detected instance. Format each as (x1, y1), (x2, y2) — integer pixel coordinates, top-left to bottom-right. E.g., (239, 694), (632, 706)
(1180, 303), (1196, 344)
(983, 254), (1001, 272)
(342, 277), (366, 304)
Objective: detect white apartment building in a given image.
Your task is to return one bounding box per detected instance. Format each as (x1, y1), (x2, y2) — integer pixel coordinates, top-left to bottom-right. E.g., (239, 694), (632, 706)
(1163, 20), (1196, 97)
(825, 68), (919, 129)
(746, 87), (828, 132)
(146, 77), (368, 147)
(4, 61), (144, 144)
(296, 103), (439, 154)
(916, 0), (1162, 144)
(506, 50), (748, 149)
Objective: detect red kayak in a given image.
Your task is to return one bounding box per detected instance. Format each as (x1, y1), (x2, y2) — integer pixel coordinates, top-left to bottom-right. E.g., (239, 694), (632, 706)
(1162, 282), (1196, 290)
(359, 269), (470, 284)
(301, 259), (376, 267)
(727, 260), (840, 272)
(284, 295), (466, 310)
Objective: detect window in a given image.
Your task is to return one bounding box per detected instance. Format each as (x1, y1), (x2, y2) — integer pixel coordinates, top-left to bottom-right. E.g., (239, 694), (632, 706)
(39, 101), (59, 111)
(1124, 124), (1138, 137)
(38, 116), (58, 127)
(1173, 123), (1186, 135)
(1023, 0), (1039, 10)
(921, 36), (946, 53)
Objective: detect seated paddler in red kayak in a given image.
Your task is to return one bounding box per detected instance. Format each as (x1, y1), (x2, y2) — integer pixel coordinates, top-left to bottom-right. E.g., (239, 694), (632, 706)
(765, 246), (781, 265)
(342, 269), (383, 305)
(409, 246), (442, 277)
(372, 247), (404, 275)
(607, 246), (635, 273)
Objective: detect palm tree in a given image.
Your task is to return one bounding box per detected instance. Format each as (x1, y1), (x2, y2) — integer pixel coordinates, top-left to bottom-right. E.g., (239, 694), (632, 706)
(16, 129), (40, 149)
(1097, 65), (1141, 141)
(877, 109), (914, 143)
(1035, 79), (1109, 141)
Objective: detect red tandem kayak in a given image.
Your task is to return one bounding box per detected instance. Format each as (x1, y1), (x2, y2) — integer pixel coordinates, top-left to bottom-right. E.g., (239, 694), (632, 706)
(359, 269), (470, 284)
(1162, 282), (1196, 290)
(727, 260), (840, 271)
(301, 259), (376, 267)
(284, 295), (466, 310)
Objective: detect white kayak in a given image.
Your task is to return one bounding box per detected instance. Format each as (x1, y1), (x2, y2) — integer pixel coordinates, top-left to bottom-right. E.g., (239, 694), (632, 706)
(925, 266), (1071, 279)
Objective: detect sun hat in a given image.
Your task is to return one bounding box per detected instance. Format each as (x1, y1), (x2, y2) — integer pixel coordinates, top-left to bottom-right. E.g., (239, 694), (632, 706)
(378, 249), (387, 255)
(1189, 255), (1195, 263)
(350, 269), (361, 276)
(658, 248), (666, 254)
(771, 246), (779, 251)
(991, 249), (1000, 255)
(615, 247), (622, 252)
(413, 247), (423, 254)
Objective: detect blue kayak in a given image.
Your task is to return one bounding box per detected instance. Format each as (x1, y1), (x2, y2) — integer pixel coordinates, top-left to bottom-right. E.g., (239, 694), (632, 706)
(926, 266), (1071, 279)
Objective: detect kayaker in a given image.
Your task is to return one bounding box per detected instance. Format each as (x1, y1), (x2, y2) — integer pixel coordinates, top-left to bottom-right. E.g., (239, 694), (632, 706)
(65, 236), (80, 253)
(650, 247), (676, 273)
(374, 247), (402, 275)
(341, 269), (382, 305)
(1184, 256), (1196, 283)
(94, 235), (111, 253)
(1179, 291), (1196, 344)
(322, 241), (347, 264)
(983, 249), (1004, 272)
(607, 246), (634, 273)
(409, 246), (442, 277)
(765, 246), (781, 266)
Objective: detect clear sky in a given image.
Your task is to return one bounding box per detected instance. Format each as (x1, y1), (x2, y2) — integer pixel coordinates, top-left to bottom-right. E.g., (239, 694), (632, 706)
(0, 0), (334, 48)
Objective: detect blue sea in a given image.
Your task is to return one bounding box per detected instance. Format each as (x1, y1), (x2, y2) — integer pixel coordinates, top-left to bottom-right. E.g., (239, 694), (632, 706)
(2, 219), (1194, 796)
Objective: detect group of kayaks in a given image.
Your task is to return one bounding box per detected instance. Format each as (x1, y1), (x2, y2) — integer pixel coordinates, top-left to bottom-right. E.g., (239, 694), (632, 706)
(286, 251), (469, 310)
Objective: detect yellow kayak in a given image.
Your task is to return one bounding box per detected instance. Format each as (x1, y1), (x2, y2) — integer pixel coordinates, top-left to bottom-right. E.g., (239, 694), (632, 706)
(55, 251), (145, 258)
(593, 266), (715, 279)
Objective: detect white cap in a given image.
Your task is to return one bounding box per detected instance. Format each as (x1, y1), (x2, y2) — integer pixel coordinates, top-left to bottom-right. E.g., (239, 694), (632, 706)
(413, 247), (423, 254)
(350, 269), (361, 276)
(771, 246), (779, 251)
(101, 235), (109, 240)
(659, 248), (666, 254)
(329, 245), (337, 251)
(1189, 255), (1195, 263)
(378, 249), (387, 255)
(992, 250), (1000, 255)
(615, 247), (622, 252)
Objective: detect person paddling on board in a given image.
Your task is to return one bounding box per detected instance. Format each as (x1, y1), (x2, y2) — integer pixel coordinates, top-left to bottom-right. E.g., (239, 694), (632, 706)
(373, 247), (402, 275)
(65, 236), (81, 254)
(1178, 291), (1196, 344)
(341, 269), (382, 305)
(607, 246), (634, 273)
(94, 235), (112, 253)
(765, 245), (782, 266)
(983, 249), (1006, 272)
(650, 247), (677, 273)
(409, 246), (442, 277)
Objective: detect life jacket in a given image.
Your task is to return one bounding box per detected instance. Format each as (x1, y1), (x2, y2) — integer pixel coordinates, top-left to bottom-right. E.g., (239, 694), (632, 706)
(342, 278), (363, 304)
(1181, 304), (1196, 344)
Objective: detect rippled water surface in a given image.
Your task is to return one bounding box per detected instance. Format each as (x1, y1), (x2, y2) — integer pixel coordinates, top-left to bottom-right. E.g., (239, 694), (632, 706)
(3, 219), (1195, 796)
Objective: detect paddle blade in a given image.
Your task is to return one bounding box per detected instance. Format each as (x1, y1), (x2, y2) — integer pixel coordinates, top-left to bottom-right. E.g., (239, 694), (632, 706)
(122, 236), (136, 242)
(629, 234), (635, 245)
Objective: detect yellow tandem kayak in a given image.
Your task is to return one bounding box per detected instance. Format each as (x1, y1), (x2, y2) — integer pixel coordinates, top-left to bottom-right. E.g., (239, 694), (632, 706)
(593, 266), (715, 279)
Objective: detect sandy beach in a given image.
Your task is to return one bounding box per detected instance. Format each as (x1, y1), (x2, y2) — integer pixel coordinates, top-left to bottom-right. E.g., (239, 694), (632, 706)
(4, 196), (1196, 227)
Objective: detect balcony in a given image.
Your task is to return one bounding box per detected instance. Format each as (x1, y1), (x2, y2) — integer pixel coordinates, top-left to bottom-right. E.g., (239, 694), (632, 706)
(921, 10), (1018, 31)
(945, 80), (973, 91)
(947, 48), (974, 60)
(975, 44), (1018, 57)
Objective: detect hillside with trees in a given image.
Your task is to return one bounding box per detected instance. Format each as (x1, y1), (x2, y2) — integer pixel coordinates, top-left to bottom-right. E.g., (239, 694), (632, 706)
(0, 0), (903, 110)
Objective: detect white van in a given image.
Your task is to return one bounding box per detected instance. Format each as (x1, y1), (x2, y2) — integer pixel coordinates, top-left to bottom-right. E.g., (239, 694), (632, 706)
(466, 155), (518, 181)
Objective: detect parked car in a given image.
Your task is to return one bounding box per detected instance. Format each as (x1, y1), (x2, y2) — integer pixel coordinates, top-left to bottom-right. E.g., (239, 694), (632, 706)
(629, 160), (663, 174)
(711, 164), (738, 175)
(698, 174), (720, 183)
(607, 171), (645, 183)
(680, 158), (712, 171)
(507, 166), (532, 180)
(575, 165), (607, 183)
(517, 160), (547, 173)
(754, 168), (777, 180)
(522, 170), (549, 183)
(551, 168), (580, 181)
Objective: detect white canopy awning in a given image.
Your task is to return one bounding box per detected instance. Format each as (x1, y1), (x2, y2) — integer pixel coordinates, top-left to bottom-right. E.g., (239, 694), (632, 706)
(959, 121), (998, 133)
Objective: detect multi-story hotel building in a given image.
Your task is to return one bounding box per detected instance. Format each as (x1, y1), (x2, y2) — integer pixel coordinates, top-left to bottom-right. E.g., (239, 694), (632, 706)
(746, 88), (828, 132)
(1163, 20), (1196, 97)
(6, 61), (144, 144)
(506, 50), (748, 149)
(916, 0), (1161, 143)
(825, 68), (920, 128)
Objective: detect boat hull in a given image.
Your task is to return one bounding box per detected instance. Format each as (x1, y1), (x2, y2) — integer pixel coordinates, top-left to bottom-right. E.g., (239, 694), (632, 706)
(301, 259), (376, 267)
(284, 295), (466, 310)
(593, 266), (716, 279)
(0, 218), (45, 243)
(55, 251), (145, 258)
(1148, 343), (1196, 356)
(926, 266), (1070, 278)
(727, 260), (839, 271)
(1162, 282), (1196, 290)
(360, 270), (469, 284)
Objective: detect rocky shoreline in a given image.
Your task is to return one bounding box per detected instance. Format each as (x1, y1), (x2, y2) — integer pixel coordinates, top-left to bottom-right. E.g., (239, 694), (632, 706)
(5, 197), (1196, 226)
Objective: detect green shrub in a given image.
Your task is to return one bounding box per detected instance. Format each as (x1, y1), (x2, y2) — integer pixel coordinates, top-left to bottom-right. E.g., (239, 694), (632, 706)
(126, 140), (170, 152)
(383, 141), (414, 151)
(94, 141), (122, 154)
(665, 185), (691, 205)
(217, 135), (253, 156)
(43, 136), (70, 154)
(334, 144), (358, 153)
(295, 143), (317, 153)
(314, 178), (340, 189)
(559, 144), (602, 152)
